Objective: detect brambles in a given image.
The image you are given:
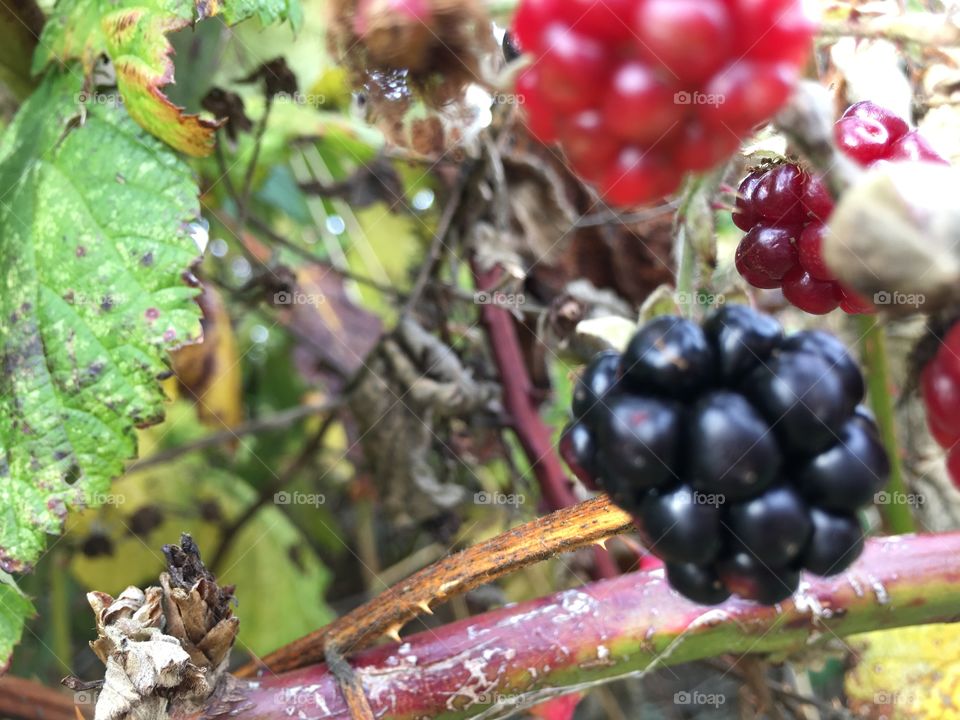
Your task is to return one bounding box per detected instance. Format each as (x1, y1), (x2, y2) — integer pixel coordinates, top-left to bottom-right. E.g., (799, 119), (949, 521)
(562, 306), (888, 605)
(733, 101), (948, 315)
(511, 0), (815, 205)
(921, 322), (960, 489)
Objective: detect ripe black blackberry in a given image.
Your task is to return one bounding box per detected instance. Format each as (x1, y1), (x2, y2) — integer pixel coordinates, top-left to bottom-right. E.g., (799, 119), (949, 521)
(562, 306), (888, 606)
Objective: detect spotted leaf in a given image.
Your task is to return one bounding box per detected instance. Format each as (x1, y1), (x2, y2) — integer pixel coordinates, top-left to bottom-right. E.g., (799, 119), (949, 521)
(0, 71), (202, 574)
(32, 0), (300, 156)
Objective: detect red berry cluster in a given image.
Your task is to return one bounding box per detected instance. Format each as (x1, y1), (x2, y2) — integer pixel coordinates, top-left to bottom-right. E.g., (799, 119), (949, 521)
(734, 101), (949, 315)
(511, 0), (815, 207)
(922, 323), (960, 489)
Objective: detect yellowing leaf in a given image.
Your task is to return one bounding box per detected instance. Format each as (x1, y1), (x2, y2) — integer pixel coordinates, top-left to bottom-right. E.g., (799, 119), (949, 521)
(33, 0), (300, 156)
(845, 623), (960, 720)
(170, 286), (243, 430)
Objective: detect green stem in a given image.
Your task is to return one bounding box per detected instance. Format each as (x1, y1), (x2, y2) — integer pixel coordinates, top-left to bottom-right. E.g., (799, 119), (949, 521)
(674, 167), (726, 319)
(675, 226), (696, 319)
(856, 314), (915, 534)
(485, 0), (519, 16)
(673, 176), (703, 320)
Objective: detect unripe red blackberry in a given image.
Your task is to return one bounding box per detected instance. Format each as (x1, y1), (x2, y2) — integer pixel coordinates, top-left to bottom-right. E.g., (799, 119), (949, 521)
(512, 0), (816, 206)
(732, 101), (948, 315)
(921, 322), (960, 490)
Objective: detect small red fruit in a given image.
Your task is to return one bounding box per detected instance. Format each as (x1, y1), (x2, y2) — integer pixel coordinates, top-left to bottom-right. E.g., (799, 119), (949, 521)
(733, 101), (948, 315)
(921, 323), (960, 489)
(797, 223), (834, 281)
(512, 0), (816, 206)
(781, 267), (840, 315)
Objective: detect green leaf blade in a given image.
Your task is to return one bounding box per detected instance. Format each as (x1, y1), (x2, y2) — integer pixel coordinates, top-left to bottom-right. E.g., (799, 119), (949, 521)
(0, 71), (202, 574)
(0, 572), (34, 671)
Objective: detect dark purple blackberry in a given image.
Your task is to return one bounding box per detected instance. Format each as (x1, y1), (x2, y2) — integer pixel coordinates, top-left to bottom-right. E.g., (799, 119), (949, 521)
(703, 304), (783, 382)
(620, 316), (714, 399)
(687, 390), (780, 500)
(572, 350), (621, 421)
(594, 394), (683, 502)
(502, 30), (522, 62)
(562, 309), (882, 607)
(801, 508), (864, 576)
(637, 485), (723, 565)
(666, 563), (731, 605)
(743, 350), (850, 457)
(795, 418), (889, 511)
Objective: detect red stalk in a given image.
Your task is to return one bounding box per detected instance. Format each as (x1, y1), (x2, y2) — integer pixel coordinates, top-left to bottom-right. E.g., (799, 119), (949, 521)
(472, 264), (618, 578)
(228, 533), (960, 720)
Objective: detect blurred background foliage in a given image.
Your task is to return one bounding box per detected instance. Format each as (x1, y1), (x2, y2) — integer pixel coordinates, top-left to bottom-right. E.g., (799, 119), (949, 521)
(6, 1), (960, 719)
